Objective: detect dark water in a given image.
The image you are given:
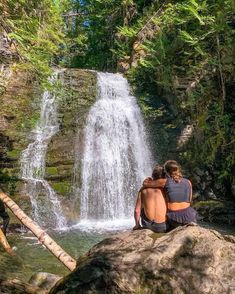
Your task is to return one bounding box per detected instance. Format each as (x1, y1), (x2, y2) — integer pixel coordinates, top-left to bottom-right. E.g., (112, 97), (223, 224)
(0, 220), (234, 283)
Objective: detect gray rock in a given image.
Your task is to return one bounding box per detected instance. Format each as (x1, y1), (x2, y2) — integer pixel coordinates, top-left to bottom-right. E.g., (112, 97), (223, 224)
(207, 189), (217, 200)
(29, 272), (61, 290)
(50, 226), (235, 294)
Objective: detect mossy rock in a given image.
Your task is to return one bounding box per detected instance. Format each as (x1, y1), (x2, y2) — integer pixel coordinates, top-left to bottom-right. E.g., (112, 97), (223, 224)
(193, 200), (235, 225)
(1, 168), (20, 178)
(150, 232), (166, 240)
(50, 181), (70, 196)
(46, 167), (58, 176)
(6, 150), (21, 160)
(45, 165), (73, 180)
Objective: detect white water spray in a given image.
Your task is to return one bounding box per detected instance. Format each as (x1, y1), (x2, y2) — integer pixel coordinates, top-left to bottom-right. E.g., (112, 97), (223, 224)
(20, 72), (67, 229)
(79, 72), (152, 222)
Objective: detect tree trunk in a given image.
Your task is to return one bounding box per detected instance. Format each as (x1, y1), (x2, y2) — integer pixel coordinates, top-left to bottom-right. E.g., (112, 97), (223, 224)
(0, 227), (14, 255)
(0, 192), (76, 271)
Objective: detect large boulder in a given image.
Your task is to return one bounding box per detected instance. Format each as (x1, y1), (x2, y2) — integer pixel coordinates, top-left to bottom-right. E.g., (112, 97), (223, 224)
(50, 225), (235, 294)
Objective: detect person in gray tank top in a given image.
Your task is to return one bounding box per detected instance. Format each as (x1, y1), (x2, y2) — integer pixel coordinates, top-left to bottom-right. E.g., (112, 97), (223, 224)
(164, 160), (198, 229)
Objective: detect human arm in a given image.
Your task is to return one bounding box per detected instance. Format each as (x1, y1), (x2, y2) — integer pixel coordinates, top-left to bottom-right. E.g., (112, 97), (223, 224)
(188, 180), (193, 203)
(139, 178), (167, 192)
(133, 192), (141, 230)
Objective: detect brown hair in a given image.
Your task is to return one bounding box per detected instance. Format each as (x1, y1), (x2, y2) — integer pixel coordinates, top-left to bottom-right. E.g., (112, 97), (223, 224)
(164, 160), (182, 182)
(152, 165), (165, 180)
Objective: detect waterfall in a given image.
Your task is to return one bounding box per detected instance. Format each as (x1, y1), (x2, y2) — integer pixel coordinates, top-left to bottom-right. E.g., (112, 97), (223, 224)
(79, 72), (152, 221)
(20, 72), (67, 229)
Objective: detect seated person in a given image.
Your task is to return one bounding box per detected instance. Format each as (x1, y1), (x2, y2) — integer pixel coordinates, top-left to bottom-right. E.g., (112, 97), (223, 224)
(0, 199), (10, 235)
(141, 160), (198, 229)
(133, 165), (167, 233)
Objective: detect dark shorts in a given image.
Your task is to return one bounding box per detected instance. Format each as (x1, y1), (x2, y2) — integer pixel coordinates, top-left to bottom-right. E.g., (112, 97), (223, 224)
(141, 209), (167, 233)
(167, 206), (198, 227)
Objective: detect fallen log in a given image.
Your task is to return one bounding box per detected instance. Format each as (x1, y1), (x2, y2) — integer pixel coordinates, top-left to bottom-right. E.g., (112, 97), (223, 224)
(0, 227), (14, 255)
(0, 191), (76, 271)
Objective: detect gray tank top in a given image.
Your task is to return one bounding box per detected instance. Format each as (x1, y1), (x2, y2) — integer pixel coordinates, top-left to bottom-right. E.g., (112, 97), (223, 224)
(164, 176), (191, 203)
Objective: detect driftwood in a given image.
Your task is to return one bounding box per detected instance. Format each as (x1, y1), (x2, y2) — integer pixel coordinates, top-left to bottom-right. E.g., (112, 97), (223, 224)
(0, 192), (76, 271)
(0, 227), (14, 255)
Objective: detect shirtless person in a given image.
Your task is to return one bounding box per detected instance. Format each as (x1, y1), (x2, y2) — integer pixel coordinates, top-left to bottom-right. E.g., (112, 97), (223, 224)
(133, 165), (167, 233)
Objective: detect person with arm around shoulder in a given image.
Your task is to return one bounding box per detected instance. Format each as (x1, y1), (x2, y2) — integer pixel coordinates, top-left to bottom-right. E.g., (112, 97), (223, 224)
(133, 165), (168, 233)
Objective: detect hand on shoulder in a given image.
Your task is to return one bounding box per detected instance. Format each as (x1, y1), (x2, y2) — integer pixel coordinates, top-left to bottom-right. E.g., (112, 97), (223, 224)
(143, 177), (153, 185)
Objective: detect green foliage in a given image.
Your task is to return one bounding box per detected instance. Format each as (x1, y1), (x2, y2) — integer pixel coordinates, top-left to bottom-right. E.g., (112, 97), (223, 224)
(61, 0), (159, 69)
(0, 0), (65, 81)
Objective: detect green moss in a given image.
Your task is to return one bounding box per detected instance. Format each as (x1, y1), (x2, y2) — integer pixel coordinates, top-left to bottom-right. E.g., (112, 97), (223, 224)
(22, 112), (40, 130)
(51, 181), (70, 196)
(193, 200), (225, 209)
(2, 168), (20, 177)
(150, 232), (166, 240)
(46, 167), (58, 176)
(6, 150), (21, 160)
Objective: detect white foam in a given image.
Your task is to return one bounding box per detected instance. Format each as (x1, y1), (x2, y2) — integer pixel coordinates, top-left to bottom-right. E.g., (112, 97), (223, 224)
(71, 218), (134, 233)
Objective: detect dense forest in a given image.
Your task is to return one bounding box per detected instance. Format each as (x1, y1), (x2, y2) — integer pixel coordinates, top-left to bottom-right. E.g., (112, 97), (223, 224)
(0, 0), (235, 201)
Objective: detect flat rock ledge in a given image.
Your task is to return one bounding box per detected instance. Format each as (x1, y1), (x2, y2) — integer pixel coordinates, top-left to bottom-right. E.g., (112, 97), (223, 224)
(50, 225), (235, 294)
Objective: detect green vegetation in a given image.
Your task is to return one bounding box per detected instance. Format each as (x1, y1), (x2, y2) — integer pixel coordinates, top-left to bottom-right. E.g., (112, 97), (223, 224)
(46, 167), (58, 176)
(0, 0), (65, 81)
(150, 232), (166, 240)
(51, 181), (70, 196)
(6, 150), (20, 160)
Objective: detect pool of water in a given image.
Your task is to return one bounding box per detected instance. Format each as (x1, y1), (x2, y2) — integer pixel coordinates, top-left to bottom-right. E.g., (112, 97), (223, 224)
(0, 219), (134, 282)
(0, 219), (234, 283)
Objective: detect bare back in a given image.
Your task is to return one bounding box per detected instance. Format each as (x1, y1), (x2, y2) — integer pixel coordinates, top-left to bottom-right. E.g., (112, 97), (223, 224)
(141, 188), (167, 223)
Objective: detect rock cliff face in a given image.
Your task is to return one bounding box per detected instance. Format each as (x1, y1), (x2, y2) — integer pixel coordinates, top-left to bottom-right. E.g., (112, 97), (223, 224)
(50, 225), (235, 294)
(0, 68), (42, 203)
(0, 66), (96, 218)
(46, 69), (96, 219)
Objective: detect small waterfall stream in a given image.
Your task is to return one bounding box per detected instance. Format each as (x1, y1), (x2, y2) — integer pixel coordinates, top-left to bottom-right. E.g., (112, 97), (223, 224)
(79, 72), (152, 222)
(20, 72), (67, 229)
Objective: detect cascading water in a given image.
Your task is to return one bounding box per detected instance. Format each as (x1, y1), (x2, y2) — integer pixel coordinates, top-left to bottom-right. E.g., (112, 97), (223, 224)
(79, 72), (152, 223)
(20, 72), (67, 229)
